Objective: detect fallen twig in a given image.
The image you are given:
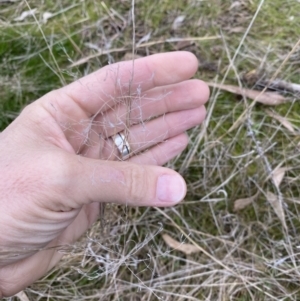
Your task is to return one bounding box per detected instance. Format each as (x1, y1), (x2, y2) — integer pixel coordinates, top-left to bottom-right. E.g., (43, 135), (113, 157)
(208, 82), (288, 106)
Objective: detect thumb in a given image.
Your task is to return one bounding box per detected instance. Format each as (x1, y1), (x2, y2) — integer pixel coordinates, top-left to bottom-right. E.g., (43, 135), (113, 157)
(69, 156), (186, 207)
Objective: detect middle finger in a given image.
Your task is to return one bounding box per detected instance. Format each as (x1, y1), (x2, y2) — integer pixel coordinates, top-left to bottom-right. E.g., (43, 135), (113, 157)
(83, 106), (206, 160)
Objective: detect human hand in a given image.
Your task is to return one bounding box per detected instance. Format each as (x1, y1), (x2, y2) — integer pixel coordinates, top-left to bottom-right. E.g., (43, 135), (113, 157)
(0, 52), (209, 297)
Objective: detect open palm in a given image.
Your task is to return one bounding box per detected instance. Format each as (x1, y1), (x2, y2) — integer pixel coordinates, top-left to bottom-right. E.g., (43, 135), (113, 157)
(0, 52), (209, 297)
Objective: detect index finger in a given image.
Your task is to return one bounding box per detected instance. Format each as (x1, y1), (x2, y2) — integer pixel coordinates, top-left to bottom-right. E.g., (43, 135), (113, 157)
(61, 51), (199, 115)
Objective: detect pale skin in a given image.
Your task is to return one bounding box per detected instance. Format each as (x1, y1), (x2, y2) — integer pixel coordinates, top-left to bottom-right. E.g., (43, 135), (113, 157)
(0, 52), (209, 297)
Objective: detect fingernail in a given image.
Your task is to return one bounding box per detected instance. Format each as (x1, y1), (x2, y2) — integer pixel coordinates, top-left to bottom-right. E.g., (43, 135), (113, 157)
(156, 175), (186, 203)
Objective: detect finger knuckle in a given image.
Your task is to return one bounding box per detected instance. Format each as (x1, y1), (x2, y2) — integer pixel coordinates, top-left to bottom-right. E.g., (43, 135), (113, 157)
(124, 165), (149, 204)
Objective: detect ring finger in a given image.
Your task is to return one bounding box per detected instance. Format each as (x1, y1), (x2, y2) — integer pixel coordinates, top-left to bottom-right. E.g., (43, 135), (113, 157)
(82, 106), (206, 161)
(72, 79), (208, 153)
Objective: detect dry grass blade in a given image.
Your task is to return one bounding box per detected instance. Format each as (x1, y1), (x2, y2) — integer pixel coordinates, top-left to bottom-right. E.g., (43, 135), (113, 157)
(162, 234), (200, 255)
(234, 192), (259, 211)
(266, 109), (297, 134)
(208, 82), (288, 105)
(266, 192), (287, 230)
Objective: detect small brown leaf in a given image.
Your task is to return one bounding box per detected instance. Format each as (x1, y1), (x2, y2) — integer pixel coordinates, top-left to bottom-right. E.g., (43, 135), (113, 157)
(15, 291), (30, 301)
(230, 1), (242, 9)
(208, 83), (287, 106)
(122, 52), (143, 61)
(266, 109), (296, 134)
(172, 15), (185, 30)
(272, 167), (290, 188)
(228, 27), (245, 33)
(234, 193), (258, 211)
(176, 40), (193, 50)
(162, 234), (200, 255)
(266, 192), (287, 229)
